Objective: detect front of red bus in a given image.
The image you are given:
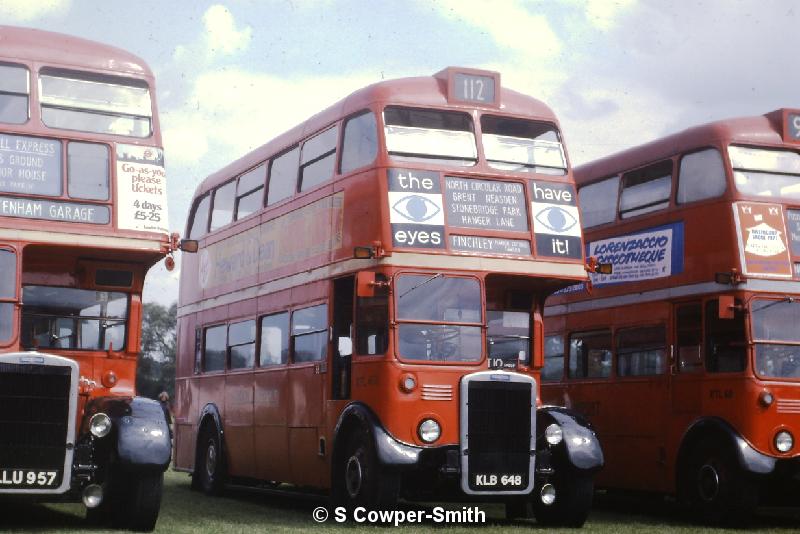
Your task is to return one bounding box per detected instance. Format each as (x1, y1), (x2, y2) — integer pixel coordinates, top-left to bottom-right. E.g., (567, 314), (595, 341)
(335, 68), (603, 525)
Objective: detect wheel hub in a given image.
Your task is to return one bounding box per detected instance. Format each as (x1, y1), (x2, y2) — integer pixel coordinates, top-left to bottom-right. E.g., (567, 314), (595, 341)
(345, 454), (363, 498)
(697, 463), (720, 502)
(205, 440), (217, 478)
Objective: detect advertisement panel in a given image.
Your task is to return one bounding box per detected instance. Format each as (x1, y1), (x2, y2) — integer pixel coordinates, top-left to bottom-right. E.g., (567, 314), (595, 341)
(733, 202), (792, 277)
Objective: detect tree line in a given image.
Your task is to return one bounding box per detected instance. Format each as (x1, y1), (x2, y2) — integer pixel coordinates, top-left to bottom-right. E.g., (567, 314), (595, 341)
(136, 302), (177, 400)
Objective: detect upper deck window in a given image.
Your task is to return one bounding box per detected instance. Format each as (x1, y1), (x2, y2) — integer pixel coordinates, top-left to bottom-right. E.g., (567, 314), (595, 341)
(68, 142), (109, 200)
(188, 194), (210, 239)
(481, 116), (566, 176)
(384, 106), (476, 167)
(340, 111), (378, 174)
(578, 176), (620, 227)
(235, 164), (265, 220)
(300, 126), (338, 192)
(0, 64), (29, 124)
(677, 148), (726, 204)
(209, 180), (235, 231)
(619, 160), (673, 219)
(730, 145), (800, 201)
(267, 147), (299, 205)
(39, 68), (152, 137)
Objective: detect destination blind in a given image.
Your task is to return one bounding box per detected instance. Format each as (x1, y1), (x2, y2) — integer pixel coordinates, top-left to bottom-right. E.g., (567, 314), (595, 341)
(0, 133), (61, 196)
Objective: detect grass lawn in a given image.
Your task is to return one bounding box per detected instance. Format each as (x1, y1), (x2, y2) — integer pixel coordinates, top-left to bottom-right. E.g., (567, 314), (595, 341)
(1, 470), (799, 533)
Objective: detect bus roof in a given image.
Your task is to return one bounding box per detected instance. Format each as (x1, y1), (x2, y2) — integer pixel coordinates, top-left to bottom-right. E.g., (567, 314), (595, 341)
(0, 25), (152, 77)
(574, 109), (789, 186)
(194, 70), (559, 198)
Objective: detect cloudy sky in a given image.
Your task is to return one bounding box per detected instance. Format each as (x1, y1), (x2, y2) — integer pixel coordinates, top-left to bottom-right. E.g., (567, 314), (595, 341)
(2, 0), (798, 305)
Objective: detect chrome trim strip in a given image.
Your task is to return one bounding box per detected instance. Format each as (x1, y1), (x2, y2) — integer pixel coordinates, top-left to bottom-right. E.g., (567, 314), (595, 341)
(0, 228), (165, 251)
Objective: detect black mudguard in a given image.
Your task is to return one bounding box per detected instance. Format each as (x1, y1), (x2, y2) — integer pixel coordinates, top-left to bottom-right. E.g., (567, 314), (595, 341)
(538, 406), (604, 472)
(333, 402), (421, 467)
(85, 396), (171, 471)
(681, 417), (776, 475)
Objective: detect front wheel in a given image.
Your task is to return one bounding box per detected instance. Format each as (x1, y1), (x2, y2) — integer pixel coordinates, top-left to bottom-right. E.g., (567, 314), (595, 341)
(332, 427), (398, 512)
(125, 472), (164, 532)
(533, 475), (594, 528)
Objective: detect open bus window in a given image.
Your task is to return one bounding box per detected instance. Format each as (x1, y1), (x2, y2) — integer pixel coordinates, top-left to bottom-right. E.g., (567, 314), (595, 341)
(677, 148), (726, 204)
(356, 274), (388, 355)
(619, 160), (672, 219)
(229, 320), (256, 369)
(39, 68), (152, 137)
(235, 164), (265, 220)
(568, 330), (611, 379)
(0, 64), (29, 124)
(487, 310), (530, 368)
(292, 304), (327, 363)
(341, 111), (378, 174)
(259, 312), (289, 366)
(384, 106), (476, 167)
(395, 274), (481, 362)
(616, 325), (666, 377)
(0, 249), (15, 343)
(705, 299), (745, 373)
(300, 126), (338, 192)
(542, 334), (565, 381)
(752, 298), (800, 378)
(481, 116), (566, 175)
(579, 176), (620, 228)
(20, 286), (127, 350)
(68, 142), (109, 200)
(730, 145), (800, 200)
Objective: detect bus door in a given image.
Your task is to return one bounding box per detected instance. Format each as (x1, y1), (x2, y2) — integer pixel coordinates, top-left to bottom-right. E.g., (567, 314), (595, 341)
(331, 276), (354, 401)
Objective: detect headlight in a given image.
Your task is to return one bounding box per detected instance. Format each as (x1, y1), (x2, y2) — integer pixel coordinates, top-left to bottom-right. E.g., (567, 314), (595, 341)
(775, 430), (794, 453)
(90, 412), (112, 438)
(399, 374), (417, 393)
(418, 419), (441, 443)
(545, 423), (563, 445)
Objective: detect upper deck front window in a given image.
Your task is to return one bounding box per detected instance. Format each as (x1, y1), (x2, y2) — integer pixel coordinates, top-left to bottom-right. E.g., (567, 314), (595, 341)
(39, 68), (152, 137)
(752, 297), (800, 379)
(0, 64), (29, 124)
(730, 145), (800, 201)
(384, 107), (476, 167)
(395, 274), (482, 362)
(481, 116), (566, 176)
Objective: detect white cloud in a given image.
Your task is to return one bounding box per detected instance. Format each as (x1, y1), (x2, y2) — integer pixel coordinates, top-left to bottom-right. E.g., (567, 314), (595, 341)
(584, 0), (637, 30)
(430, 0), (561, 60)
(0, 0), (70, 21)
(203, 4), (252, 57)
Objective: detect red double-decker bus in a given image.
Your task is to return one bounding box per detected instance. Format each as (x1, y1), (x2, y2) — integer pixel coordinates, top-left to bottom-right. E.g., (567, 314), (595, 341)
(0, 27), (172, 531)
(174, 67), (603, 525)
(542, 109), (800, 522)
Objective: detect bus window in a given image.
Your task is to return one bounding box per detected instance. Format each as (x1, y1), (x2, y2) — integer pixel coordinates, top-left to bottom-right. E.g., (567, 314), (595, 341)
(705, 299), (746, 373)
(619, 160), (672, 219)
(203, 324), (227, 372)
(751, 298), (800, 379)
(569, 330), (611, 379)
(340, 111), (378, 174)
(616, 325), (666, 376)
(384, 106), (476, 166)
(68, 142), (109, 200)
(579, 176), (620, 227)
(481, 115), (566, 175)
(356, 273), (388, 355)
(487, 310), (530, 367)
(0, 63), (29, 124)
(677, 148), (726, 204)
(542, 334), (565, 381)
(267, 146), (299, 205)
(188, 195), (210, 239)
(396, 274), (481, 362)
(0, 249), (16, 342)
(229, 320), (256, 369)
(39, 68), (152, 137)
(260, 312), (289, 366)
(20, 286), (127, 350)
(292, 304), (328, 363)
(235, 164), (265, 220)
(300, 126), (338, 192)
(729, 145), (800, 201)
(210, 180), (235, 231)
(676, 303), (703, 372)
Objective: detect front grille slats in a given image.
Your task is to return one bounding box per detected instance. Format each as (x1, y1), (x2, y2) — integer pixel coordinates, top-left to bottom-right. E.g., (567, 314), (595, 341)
(777, 399), (800, 414)
(422, 384), (453, 401)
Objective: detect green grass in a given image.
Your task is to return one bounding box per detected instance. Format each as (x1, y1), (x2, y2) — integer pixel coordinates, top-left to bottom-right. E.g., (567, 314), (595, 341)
(2, 470), (799, 533)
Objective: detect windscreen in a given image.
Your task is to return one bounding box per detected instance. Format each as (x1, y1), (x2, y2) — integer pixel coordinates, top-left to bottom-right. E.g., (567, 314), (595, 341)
(395, 274), (481, 362)
(481, 115), (566, 175)
(20, 286), (128, 350)
(384, 106), (476, 166)
(752, 297), (800, 379)
(730, 145), (800, 200)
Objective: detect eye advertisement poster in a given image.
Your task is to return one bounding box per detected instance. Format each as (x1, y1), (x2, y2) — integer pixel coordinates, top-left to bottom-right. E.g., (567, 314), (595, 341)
(733, 202), (792, 277)
(529, 180), (582, 260)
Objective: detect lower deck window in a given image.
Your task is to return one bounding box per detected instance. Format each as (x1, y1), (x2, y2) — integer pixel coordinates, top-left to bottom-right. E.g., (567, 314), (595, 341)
(292, 304), (327, 363)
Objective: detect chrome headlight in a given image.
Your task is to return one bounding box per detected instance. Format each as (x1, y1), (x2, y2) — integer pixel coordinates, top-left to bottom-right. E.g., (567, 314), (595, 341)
(90, 412), (112, 438)
(775, 430), (794, 453)
(545, 423), (563, 445)
(418, 419), (441, 443)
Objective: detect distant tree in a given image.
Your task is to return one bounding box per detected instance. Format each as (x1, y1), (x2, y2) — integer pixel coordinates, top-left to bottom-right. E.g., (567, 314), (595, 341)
(136, 302), (177, 400)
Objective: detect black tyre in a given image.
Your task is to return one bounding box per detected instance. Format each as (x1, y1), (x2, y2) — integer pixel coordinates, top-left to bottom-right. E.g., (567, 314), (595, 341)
(680, 439), (757, 525)
(126, 472), (164, 532)
(533, 475), (594, 528)
(196, 425), (226, 495)
(332, 427), (398, 512)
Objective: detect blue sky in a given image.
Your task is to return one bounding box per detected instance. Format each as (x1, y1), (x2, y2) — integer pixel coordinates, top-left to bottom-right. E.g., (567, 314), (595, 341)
(2, 0), (798, 305)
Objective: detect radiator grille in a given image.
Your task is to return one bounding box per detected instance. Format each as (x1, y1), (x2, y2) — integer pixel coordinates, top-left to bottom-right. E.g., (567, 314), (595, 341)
(466, 380), (532, 492)
(0, 362), (71, 487)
